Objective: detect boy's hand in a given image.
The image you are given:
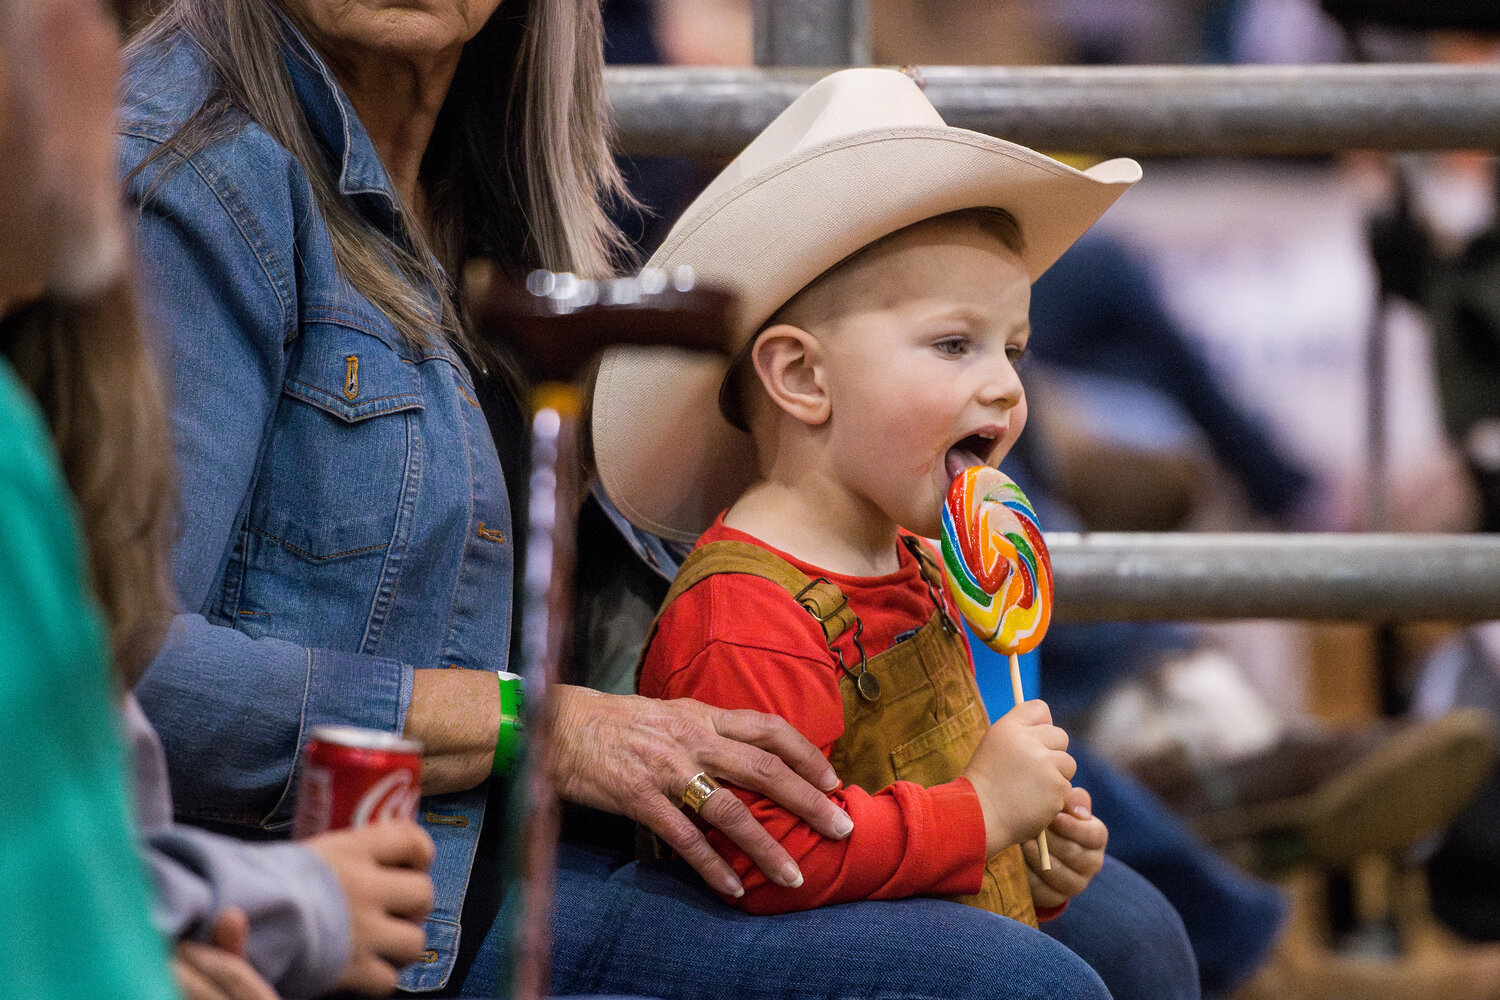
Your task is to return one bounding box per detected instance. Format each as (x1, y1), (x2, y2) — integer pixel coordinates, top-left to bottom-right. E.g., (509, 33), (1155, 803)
(962, 699), (1074, 857)
(306, 822), (435, 996)
(1025, 787), (1107, 910)
(173, 908), (278, 1000)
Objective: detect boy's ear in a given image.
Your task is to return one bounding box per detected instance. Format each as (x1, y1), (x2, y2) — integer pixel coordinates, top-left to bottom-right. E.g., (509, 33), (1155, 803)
(751, 323), (830, 426)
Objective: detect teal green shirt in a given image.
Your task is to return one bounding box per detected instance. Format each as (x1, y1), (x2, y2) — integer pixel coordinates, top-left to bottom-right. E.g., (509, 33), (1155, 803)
(0, 359), (177, 998)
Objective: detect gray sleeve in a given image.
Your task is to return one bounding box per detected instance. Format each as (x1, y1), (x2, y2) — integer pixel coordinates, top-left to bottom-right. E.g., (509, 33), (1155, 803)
(125, 695), (353, 999)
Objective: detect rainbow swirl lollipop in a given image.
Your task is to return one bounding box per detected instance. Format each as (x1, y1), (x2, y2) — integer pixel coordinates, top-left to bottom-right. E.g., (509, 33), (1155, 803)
(941, 465), (1055, 867)
(940, 466), (1053, 655)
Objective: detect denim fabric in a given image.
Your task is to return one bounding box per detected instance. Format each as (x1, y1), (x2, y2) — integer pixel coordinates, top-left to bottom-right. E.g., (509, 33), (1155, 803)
(1041, 847), (1203, 1000)
(118, 25), (512, 992)
(451, 845), (1201, 999)
(454, 843), (1112, 1000)
(550, 848), (1193, 1000)
(1070, 746), (1283, 999)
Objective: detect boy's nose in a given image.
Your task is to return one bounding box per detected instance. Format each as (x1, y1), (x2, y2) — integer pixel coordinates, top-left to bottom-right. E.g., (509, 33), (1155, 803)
(977, 361), (1024, 409)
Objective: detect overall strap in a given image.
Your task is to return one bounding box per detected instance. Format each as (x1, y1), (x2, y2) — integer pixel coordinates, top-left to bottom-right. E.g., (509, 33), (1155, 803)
(900, 534), (946, 590)
(636, 540), (861, 688)
(900, 534), (960, 636)
(657, 540), (859, 646)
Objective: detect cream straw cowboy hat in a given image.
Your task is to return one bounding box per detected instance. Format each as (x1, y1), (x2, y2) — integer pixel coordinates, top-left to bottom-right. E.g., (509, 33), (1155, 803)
(592, 67), (1141, 543)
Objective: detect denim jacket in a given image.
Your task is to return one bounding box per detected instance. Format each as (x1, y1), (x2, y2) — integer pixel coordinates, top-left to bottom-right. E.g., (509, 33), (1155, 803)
(119, 23), (513, 991)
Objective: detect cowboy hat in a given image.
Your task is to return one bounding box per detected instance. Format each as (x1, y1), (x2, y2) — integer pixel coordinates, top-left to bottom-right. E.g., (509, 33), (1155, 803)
(593, 67), (1141, 543)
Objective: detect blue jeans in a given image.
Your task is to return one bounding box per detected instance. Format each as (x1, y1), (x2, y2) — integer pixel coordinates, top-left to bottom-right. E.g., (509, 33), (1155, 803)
(1071, 749), (1287, 998)
(456, 843), (1197, 999)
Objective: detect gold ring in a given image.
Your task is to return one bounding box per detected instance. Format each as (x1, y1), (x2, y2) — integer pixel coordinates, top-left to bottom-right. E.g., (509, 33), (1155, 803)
(681, 771), (721, 812)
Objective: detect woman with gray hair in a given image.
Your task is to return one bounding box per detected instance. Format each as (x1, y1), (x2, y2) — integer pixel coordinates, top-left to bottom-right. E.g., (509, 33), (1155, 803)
(117, 2), (1176, 998)
(118, 0), (856, 995)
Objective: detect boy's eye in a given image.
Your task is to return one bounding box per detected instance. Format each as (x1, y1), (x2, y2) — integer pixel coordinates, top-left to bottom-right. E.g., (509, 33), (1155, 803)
(1007, 343), (1028, 367)
(934, 337), (969, 356)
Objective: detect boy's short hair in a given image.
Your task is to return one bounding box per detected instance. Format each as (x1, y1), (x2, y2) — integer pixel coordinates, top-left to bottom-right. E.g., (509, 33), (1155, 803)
(719, 207), (1026, 432)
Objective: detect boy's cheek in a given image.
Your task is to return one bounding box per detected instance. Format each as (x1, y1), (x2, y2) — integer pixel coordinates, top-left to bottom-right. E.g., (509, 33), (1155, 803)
(988, 395), (1027, 469)
(1008, 396), (1028, 446)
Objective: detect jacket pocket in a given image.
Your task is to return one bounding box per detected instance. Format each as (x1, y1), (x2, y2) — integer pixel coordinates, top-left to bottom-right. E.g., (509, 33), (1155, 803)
(247, 320), (425, 562)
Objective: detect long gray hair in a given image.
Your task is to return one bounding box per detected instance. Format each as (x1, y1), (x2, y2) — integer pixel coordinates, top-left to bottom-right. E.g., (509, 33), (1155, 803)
(126, 0), (628, 350)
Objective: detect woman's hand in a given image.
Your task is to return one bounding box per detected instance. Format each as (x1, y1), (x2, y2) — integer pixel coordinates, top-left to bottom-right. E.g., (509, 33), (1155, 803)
(551, 685), (854, 897)
(172, 908), (279, 1000)
(1025, 787), (1107, 911)
(404, 672), (856, 896)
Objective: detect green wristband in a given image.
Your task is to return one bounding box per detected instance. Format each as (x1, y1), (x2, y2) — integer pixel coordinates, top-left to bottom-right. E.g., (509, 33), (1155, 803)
(493, 671), (525, 776)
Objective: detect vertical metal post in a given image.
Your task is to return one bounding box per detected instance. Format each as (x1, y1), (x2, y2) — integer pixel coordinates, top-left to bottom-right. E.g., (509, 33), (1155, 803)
(1366, 288), (1389, 532)
(753, 0), (869, 67)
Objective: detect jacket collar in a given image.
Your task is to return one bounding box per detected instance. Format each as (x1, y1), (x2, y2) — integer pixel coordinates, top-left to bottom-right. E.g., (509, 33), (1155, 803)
(278, 14), (402, 229)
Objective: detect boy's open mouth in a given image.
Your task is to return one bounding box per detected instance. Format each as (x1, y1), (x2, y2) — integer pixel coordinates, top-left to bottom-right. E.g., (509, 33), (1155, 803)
(945, 432), (996, 481)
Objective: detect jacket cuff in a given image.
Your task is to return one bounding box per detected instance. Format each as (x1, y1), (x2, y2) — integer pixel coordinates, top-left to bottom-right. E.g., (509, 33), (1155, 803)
(303, 646), (410, 736)
(279, 648), (414, 826)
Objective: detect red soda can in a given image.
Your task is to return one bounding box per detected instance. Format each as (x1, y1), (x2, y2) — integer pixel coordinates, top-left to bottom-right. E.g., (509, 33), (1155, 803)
(292, 725), (423, 838)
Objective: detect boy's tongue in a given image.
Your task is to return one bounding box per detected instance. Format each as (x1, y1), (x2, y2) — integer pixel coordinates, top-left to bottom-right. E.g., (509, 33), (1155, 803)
(945, 445), (985, 482)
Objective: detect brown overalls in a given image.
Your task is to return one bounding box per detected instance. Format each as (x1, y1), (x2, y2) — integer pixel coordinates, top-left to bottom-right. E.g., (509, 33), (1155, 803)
(642, 537), (1037, 926)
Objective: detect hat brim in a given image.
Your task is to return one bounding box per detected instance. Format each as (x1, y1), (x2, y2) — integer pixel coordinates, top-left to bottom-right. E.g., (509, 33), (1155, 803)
(594, 125), (1140, 543)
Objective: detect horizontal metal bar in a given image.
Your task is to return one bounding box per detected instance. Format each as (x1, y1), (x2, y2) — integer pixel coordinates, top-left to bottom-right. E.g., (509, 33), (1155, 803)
(606, 64), (1500, 157)
(1048, 533), (1500, 622)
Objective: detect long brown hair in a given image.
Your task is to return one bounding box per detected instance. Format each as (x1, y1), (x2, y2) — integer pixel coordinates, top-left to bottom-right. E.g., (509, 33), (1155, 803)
(125, 0), (629, 352)
(0, 279), (179, 687)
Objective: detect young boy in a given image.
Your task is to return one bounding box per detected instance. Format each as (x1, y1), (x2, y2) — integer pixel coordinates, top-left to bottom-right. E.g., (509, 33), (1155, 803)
(591, 69), (1141, 920)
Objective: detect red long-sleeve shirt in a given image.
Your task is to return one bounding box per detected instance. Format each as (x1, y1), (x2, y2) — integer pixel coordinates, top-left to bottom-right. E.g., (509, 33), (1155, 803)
(639, 518), (989, 915)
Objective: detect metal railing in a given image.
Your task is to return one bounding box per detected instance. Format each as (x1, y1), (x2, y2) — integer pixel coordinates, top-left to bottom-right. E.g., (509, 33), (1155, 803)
(1049, 534), (1500, 622)
(606, 64), (1500, 158)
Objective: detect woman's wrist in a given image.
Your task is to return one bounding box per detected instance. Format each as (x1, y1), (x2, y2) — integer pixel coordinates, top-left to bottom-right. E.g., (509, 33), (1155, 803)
(404, 668), (504, 795)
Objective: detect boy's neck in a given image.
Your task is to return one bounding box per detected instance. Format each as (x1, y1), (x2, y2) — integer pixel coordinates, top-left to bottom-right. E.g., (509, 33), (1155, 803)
(724, 478), (904, 576)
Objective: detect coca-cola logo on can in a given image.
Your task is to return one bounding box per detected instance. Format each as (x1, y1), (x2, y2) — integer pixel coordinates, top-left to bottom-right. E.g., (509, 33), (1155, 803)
(351, 768), (422, 827)
(293, 725), (424, 839)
